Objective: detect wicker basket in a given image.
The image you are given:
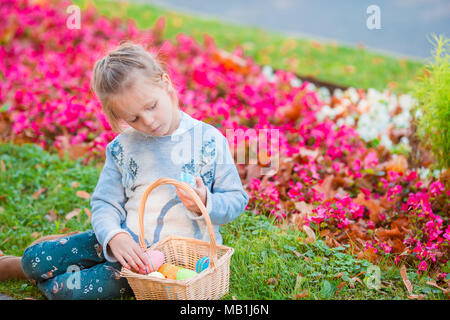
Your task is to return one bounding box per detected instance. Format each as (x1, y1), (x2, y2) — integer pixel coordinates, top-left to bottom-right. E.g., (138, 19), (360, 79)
(120, 178), (234, 300)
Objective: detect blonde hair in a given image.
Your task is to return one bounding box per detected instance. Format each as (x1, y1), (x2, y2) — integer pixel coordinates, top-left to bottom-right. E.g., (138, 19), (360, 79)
(90, 41), (176, 133)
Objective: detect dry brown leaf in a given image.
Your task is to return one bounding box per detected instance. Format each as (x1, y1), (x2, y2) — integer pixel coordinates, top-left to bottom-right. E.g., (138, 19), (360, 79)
(357, 247), (378, 263)
(76, 190), (91, 199)
(335, 281), (346, 295)
(0, 160), (5, 172)
(325, 235), (341, 248)
(391, 216), (410, 232)
(290, 213), (306, 230)
(71, 181), (80, 189)
(32, 187), (47, 200)
(292, 201), (314, 230)
(377, 227), (404, 242)
(344, 65), (356, 74)
(295, 290), (309, 299)
(295, 201), (314, 214)
(31, 231), (40, 239)
(426, 281), (449, 294)
(391, 238), (406, 254)
(400, 264), (413, 293)
(244, 164), (263, 185)
(292, 250), (302, 258)
(312, 175), (336, 201)
(298, 147), (319, 160)
(407, 294), (425, 300)
(351, 276), (363, 286)
(45, 209), (58, 222)
(57, 138), (92, 161)
(65, 208), (81, 221)
(84, 208), (92, 222)
(384, 155), (408, 174)
(355, 192), (382, 224)
(266, 274), (280, 286)
(319, 229), (331, 238)
(302, 225), (316, 243)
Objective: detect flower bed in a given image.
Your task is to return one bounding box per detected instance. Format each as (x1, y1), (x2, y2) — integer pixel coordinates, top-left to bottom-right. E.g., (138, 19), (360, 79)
(0, 0), (448, 281)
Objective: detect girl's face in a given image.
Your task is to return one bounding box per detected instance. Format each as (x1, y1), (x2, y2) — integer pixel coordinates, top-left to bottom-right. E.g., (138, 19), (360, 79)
(111, 72), (181, 137)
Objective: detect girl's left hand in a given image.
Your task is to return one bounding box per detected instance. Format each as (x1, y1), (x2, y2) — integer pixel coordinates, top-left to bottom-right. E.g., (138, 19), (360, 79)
(175, 176), (207, 216)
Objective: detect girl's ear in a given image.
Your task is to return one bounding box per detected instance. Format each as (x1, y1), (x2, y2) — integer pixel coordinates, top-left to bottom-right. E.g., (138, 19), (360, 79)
(162, 73), (173, 91)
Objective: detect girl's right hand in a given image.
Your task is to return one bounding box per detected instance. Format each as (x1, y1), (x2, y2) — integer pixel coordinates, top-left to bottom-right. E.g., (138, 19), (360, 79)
(107, 232), (151, 274)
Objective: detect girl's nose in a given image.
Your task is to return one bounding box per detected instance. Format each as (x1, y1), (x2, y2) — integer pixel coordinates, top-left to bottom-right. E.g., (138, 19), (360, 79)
(142, 114), (154, 127)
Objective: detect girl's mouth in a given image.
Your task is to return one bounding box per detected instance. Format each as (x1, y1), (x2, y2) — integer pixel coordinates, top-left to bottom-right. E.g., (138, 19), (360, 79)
(151, 125), (161, 133)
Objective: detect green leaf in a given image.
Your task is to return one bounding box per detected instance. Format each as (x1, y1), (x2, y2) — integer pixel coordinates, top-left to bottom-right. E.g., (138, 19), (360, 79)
(0, 103), (11, 112)
(320, 280), (335, 299)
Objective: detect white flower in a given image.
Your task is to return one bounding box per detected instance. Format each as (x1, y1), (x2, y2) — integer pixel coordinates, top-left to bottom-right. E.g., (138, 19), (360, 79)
(418, 167), (430, 180)
(400, 136), (409, 145)
(432, 169), (442, 178)
(415, 109), (423, 118)
(262, 65), (276, 83)
(380, 134), (393, 149)
(306, 83), (316, 92)
(318, 87), (331, 103)
(347, 87), (359, 103)
(333, 88), (344, 99)
(290, 77), (302, 88)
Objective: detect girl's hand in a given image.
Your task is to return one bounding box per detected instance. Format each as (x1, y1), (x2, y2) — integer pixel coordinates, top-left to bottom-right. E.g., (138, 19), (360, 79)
(107, 232), (151, 274)
(175, 176), (207, 216)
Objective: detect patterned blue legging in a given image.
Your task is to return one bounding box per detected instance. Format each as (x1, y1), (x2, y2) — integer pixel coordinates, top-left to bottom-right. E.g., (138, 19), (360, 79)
(21, 230), (134, 300)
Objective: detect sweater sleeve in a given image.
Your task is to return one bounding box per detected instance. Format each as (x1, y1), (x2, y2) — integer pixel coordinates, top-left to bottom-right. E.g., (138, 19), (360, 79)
(197, 133), (249, 225)
(90, 141), (131, 262)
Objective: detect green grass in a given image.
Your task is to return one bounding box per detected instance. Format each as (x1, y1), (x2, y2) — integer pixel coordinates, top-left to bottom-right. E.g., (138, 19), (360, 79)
(0, 143), (446, 299)
(413, 34), (450, 169)
(72, 0), (425, 94)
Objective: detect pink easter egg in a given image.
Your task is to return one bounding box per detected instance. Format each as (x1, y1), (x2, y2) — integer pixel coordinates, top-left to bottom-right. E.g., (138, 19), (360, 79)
(145, 250), (165, 273)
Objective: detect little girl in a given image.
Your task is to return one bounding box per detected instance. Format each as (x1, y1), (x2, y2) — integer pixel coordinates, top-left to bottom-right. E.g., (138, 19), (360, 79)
(5, 42), (249, 300)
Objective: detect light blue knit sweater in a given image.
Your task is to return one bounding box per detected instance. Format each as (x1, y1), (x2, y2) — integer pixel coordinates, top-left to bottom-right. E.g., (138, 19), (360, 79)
(90, 110), (249, 262)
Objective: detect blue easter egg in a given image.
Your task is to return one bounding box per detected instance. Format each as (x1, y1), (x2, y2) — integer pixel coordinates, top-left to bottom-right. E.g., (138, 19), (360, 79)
(180, 172), (196, 187)
(195, 256), (210, 273)
(175, 172), (197, 202)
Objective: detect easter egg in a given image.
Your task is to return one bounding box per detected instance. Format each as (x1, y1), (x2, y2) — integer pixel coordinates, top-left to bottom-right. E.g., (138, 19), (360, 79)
(176, 268), (197, 280)
(195, 256), (210, 273)
(145, 250), (165, 273)
(158, 263), (180, 280)
(179, 172), (196, 187)
(147, 271), (164, 279)
(175, 172), (197, 202)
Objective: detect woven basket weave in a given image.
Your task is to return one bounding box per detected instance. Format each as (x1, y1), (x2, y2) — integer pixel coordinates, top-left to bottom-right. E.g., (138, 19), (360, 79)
(120, 178), (234, 300)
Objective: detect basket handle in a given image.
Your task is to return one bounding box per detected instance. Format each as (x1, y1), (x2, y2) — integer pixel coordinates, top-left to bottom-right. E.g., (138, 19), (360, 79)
(137, 178), (218, 268)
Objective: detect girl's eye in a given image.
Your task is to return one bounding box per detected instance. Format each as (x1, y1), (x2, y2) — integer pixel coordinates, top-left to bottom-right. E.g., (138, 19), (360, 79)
(130, 103), (157, 123)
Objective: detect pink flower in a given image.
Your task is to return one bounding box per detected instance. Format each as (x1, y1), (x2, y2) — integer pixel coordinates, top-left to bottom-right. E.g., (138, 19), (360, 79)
(380, 242), (392, 254)
(363, 151), (379, 169)
(405, 171), (418, 182)
(387, 185), (403, 201)
(417, 260), (428, 272)
(429, 180), (445, 197)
